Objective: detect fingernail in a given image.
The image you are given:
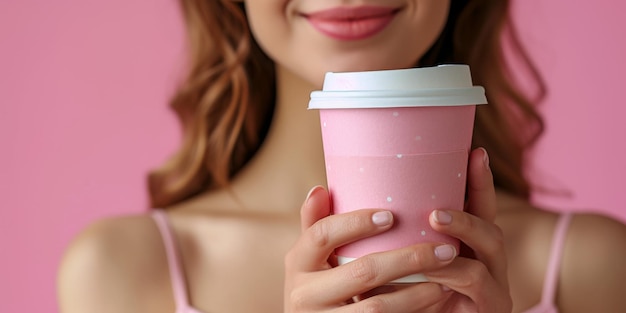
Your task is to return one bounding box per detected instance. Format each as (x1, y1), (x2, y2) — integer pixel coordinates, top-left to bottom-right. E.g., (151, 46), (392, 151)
(434, 210), (453, 225)
(372, 211), (393, 226)
(434, 245), (456, 261)
(479, 147), (490, 168)
(441, 285), (451, 292)
(305, 186), (323, 205)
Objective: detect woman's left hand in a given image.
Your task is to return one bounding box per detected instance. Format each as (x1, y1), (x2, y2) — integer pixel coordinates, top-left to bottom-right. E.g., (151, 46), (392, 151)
(419, 147), (512, 312)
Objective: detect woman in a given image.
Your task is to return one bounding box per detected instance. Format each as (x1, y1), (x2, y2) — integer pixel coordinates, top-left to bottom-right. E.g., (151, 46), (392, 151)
(58, 1), (626, 312)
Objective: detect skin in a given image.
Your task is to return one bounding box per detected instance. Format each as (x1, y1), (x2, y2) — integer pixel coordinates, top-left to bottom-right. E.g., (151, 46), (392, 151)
(58, 0), (626, 312)
(245, 0), (450, 86)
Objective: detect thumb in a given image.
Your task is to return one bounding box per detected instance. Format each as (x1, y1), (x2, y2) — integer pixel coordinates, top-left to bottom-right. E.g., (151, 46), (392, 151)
(300, 186), (331, 231)
(466, 147), (497, 223)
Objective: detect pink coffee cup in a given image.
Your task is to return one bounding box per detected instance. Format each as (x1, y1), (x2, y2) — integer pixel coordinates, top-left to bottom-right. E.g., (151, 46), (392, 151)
(308, 65), (487, 283)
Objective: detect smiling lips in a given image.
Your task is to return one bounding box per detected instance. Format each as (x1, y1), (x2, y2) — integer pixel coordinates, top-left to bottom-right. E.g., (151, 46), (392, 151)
(305, 6), (399, 41)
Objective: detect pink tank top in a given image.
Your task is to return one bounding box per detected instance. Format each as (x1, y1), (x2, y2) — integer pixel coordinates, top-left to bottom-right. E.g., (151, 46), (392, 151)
(151, 210), (572, 313)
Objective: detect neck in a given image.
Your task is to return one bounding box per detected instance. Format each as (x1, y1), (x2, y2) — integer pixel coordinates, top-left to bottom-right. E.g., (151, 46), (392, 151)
(231, 65), (327, 212)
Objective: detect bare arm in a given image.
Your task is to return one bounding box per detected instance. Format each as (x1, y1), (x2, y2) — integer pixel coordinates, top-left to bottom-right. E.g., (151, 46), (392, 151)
(558, 214), (626, 312)
(57, 216), (173, 313)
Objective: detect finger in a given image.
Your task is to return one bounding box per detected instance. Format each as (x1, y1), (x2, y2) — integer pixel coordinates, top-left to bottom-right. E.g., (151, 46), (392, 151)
(429, 209), (508, 287)
(466, 147), (497, 222)
(300, 185), (332, 231)
(454, 147), (507, 284)
(294, 242), (457, 306)
(425, 258), (513, 312)
(287, 207), (394, 272)
(339, 283), (450, 313)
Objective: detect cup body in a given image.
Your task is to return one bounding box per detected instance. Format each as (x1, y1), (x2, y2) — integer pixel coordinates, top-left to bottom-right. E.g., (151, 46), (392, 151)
(308, 65), (486, 283)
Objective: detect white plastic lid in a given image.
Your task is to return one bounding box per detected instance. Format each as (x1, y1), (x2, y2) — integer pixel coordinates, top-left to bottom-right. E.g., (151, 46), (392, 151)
(309, 65), (487, 109)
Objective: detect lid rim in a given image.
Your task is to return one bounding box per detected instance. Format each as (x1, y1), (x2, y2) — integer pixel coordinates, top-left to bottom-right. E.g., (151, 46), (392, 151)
(308, 87), (487, 109)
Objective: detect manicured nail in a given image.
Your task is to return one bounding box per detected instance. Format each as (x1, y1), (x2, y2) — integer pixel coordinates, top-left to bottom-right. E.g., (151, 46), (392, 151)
(479, 147), (490, 168)
(434, 210), (453, 225)
(434, 245), (456, 261)
(372, 211), (393, 226)
(305, 186), (323, 205)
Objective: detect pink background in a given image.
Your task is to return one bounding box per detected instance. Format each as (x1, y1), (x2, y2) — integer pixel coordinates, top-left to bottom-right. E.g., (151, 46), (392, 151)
(1, 0), (624, 311)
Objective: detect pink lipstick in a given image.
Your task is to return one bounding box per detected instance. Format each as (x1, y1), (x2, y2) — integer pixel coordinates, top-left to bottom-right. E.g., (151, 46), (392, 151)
(305, 6), (399, 41)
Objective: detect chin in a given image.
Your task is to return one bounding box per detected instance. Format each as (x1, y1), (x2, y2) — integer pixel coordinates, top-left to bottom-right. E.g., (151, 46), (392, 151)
(315, 58), (417, 78)
(289, 54), (421, 90)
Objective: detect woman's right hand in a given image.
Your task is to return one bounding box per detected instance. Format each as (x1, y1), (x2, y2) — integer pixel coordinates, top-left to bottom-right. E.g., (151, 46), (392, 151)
(283, 186), (455, 312)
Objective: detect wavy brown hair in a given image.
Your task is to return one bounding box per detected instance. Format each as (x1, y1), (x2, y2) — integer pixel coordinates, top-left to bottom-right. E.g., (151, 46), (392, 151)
(148, 0), (545, 208)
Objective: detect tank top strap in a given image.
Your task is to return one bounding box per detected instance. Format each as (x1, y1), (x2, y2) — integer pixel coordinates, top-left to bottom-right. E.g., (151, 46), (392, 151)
(540, 213), (573, 306)
(151, 209), (191, 312)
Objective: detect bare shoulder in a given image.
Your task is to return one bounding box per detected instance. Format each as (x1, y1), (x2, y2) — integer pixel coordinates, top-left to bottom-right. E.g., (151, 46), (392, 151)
(559, 213), (626, 313)
(496, 193), (626, 312)
(57, 213), (173, 313)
